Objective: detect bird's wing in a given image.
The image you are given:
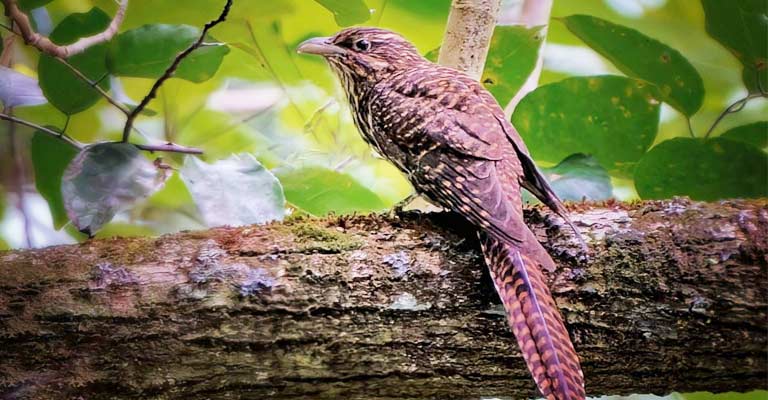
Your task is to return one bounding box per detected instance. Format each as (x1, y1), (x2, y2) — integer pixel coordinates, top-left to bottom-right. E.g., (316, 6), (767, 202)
(375, 67), (510, 161)
(492, 115), (587, 250)
(375, 72), (533, 245)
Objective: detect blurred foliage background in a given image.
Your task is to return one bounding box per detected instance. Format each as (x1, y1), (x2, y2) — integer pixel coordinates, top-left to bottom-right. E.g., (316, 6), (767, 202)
(1, 0), (766, 248)
(0, 0), (765, 396)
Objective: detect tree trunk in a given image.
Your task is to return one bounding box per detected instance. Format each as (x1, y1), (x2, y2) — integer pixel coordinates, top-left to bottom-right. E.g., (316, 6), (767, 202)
(438, 0), (501, 80)
(0, 199), (766, 400)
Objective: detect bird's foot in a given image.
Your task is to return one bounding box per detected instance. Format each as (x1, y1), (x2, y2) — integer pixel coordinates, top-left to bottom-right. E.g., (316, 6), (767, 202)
(390, 192), (419, 217)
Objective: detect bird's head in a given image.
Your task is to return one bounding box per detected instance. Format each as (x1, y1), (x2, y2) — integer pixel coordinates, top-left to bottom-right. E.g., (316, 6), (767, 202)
(297, 27), (425, 82)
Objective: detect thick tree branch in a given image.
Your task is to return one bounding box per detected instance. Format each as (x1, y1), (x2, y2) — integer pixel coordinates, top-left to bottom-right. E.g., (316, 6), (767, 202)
(0, 199), (765, 399)
(121, 0), (233, 142)
(438, 0), (501, 80)
(2, 0), (127, 58)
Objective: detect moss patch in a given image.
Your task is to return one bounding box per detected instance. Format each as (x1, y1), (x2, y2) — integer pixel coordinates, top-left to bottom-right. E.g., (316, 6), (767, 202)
(290, 223), (362, 253)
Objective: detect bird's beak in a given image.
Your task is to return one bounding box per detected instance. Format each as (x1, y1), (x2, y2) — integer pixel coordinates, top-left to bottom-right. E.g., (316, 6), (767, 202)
(297, 36), (344, 56)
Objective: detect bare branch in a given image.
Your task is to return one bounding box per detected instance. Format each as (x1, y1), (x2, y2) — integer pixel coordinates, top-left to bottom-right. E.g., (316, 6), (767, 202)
(0, 112), (201, 155)
(438, 0), (501, 80)
(55, 57), (131, 116)
(0, 200), (766, 397)
(704, 92), (765, 138)
(2, 0), (128, 58)
(0, 111), (84, 149)
(121, 0), (233, 142)
(134, 142), (203, 154)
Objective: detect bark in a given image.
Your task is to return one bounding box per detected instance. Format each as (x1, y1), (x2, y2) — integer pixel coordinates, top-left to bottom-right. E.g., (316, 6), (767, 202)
(438, 0), (502, 80)
(2, 0), (127, 58)
(0, 199), (766, 400)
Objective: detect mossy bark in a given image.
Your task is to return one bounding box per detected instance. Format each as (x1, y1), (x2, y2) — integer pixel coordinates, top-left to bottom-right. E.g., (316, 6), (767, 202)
(0, 199), (766, 399)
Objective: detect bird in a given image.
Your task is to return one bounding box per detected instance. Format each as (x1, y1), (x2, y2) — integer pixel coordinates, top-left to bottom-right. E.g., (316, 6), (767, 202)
(297, 27), (586, 400)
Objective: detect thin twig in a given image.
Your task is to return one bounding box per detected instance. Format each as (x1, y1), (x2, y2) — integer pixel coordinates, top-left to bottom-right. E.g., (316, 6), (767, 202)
(756, 68), (767, 96)
(122, 0), (233, 142)
(244, 21), (307, 122)
(0, 112), (84, 149)
(55, 57), (131, 115)
(2, 0), (128, 58)
(704, 92), (765, 138)
(0, 112), (204, 154)
(373, 0), (389, 26)
(686, 118), (696, 138)
(134, 142), (203, 154)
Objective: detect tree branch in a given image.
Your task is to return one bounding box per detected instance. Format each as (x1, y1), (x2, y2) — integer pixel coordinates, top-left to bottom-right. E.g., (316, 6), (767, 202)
(0, 112), (203, 154)
(1, 0), (127, 58)
(704, 92), (765, 138)
(0, 112), (83, 149)
(438, 0), (501, 80)
(134, 141), (203, 154)
(121, 0), (233, 142)
(55, 57), (131, 116)
(0, 199), (765, 399)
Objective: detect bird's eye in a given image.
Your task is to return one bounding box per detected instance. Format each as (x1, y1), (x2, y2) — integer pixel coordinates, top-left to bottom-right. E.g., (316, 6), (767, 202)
(354, 39), (371, 52)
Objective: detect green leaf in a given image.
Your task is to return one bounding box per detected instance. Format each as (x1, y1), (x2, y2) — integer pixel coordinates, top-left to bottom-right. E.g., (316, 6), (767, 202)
(512, 75), (661, 176)
(19, 0), (54, 11)
(31, 130), (79, 229)
(37, 8), (111, 115)
(277, 167), (387, 216)
(481, 25), (544, 106)
(107, 24), (229, 83)
(314, 0), (371, 26)
(180, 154), (285, 227)
(62, 143), (169, 236)
(424, 47), (439, 63)
(741, 65), (767, 93)
(701, 0), (767, 92)
(719, 121), (768, 150)
(563, 14), (704, 116)
(541, 153), (613, 201)
(634, 137), (768, 201)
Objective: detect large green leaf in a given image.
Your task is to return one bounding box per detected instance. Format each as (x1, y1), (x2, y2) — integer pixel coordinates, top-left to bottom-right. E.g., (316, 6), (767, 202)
(719, 121), (768, 150)
(541, 153), (613, 201)
(107, 24), (229, 83)
(563, 15), (704, 116)
(31, 130), (79, 229)
(701, 0), (767, 93)
(62, 143), (169, 236)
(19, 0), (54, 11)
(314, 0), (371, 26)
(512, 75), (661, 175)
(180, 154), (285, 227)
(482, 25), (544, 106)
(38, 8), (112, 115)
(277, 167), (387, 216)
(634, 137), (768, 201)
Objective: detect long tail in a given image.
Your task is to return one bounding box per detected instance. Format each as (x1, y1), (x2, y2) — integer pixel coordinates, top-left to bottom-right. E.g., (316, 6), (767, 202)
(479, 233), (585, 400)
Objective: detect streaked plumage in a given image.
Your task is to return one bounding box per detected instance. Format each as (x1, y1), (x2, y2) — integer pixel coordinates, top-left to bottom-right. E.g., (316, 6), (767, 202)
(298, 27), (586, 399)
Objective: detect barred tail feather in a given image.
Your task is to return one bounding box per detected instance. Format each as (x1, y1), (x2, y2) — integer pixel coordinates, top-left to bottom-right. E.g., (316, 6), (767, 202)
(479, 233), (585, 400)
